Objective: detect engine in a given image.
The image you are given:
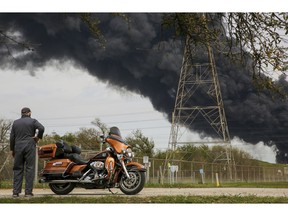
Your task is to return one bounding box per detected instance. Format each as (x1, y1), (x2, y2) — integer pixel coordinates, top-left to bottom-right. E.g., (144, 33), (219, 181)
(89, 161), (106, 180)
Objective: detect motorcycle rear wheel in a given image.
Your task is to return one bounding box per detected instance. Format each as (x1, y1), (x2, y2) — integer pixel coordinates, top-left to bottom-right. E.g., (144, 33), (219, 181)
(49, 182), (76, 195)
(119, 171), (145, 195)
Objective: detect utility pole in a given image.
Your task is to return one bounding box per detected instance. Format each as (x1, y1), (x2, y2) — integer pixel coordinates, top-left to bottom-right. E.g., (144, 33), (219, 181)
(164, 28), (234, 181)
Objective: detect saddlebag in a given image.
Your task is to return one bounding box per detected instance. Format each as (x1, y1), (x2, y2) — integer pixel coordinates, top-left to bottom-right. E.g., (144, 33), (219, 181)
(38, 144), (58, 158)
(41, 159), (75, 177)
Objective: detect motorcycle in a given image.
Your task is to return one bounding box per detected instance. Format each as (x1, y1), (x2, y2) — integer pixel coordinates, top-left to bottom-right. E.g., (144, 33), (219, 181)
(38, 126), (146, 195)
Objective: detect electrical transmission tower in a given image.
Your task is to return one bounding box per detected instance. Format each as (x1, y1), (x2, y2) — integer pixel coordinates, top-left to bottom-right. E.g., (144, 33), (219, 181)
(165, 35), (234, 180)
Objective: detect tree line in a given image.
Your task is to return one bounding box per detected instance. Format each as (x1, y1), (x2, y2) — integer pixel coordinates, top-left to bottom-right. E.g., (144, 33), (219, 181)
(0, 117), (262, 168)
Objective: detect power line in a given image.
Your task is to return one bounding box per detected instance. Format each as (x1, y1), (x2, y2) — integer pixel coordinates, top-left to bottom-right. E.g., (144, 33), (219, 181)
(43, 117), (168, 126)
(40, 110), (158, 121)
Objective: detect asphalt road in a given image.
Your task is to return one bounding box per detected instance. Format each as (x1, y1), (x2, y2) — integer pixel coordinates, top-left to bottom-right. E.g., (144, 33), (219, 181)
(1, 187), (288, 198)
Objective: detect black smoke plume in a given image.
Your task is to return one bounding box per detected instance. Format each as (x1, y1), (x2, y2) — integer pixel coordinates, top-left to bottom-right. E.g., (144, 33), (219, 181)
(1, 13), (288, 163)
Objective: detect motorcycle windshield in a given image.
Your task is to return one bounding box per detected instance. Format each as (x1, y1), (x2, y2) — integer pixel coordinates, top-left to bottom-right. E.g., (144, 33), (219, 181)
(106, 135), (129, 154)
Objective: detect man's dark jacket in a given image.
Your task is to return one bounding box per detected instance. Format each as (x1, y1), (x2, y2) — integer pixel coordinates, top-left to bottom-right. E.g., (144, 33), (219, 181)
(10, 115), (45, 151)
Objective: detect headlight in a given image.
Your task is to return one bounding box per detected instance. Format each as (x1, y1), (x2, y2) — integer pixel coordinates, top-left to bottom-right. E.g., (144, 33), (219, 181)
(123, 148), (134, 159)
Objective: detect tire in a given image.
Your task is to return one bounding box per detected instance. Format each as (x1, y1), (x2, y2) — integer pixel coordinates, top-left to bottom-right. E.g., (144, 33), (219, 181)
(119, 171), (146, 195)
(48, 182), (76, 195)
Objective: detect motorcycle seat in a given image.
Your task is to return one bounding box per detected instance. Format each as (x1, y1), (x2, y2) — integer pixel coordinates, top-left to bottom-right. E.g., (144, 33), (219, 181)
(66, 153), (89, 165)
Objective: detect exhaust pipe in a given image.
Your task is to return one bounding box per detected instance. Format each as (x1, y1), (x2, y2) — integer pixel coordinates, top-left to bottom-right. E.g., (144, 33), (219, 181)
(39, 179), (94, 184)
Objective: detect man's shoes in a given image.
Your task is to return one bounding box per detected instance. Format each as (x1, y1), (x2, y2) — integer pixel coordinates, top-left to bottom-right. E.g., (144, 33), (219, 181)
(24, 193), (34, 197)
(12, 193), (19, 198)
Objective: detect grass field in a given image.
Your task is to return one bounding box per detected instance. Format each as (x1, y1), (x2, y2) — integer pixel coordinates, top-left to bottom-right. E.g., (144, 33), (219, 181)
(1, 194), (288, 203)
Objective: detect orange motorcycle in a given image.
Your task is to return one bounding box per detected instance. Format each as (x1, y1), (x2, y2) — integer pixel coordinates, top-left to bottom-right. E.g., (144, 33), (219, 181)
(38, 126), (146, 195)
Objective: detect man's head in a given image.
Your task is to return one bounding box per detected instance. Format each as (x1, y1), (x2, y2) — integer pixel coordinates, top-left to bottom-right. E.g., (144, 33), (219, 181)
(21, 107), (31, 116)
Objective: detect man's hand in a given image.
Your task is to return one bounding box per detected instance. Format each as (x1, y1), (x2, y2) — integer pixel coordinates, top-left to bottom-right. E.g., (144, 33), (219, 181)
(33, 136), (40, 143)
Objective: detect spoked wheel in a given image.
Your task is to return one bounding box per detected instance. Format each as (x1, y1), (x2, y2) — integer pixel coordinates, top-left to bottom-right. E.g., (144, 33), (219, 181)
(49, 182), (76, 195)
(119, 171), (145, 195)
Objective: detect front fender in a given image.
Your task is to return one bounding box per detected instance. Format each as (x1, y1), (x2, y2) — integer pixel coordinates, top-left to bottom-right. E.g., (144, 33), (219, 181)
(114, 161), (146, 183)
(126, 161), (147, 172)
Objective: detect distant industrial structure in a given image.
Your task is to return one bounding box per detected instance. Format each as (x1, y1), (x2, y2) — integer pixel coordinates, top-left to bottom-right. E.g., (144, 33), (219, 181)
(165, 34), (234, 180)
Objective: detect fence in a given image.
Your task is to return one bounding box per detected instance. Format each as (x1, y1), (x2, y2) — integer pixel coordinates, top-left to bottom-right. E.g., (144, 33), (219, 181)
(131, 157), (288, 184)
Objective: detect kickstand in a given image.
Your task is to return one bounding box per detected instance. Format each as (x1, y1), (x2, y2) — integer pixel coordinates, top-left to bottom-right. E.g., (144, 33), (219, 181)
(108, 188), (118, 195)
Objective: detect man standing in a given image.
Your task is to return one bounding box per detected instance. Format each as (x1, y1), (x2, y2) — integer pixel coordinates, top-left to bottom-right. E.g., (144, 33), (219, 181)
(10, 107), (45, 198)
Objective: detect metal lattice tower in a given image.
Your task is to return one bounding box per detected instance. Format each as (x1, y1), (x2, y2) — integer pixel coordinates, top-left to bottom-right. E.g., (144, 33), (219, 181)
(165, 36), (234, 180)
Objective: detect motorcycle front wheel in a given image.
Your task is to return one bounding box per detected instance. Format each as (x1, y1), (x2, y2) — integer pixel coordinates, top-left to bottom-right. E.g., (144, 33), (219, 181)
(49, 182), (76, 195)
(119, 171), (145, 195)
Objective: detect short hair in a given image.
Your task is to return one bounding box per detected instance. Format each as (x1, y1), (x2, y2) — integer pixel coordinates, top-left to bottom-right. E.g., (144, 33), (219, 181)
(21, 107), (31, 114)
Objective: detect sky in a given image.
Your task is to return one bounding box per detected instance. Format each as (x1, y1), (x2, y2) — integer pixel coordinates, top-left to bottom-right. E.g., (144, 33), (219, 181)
(0, 60), (170, 135)
(0, 60), (172, 150)
(2, 0), (287, 13)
